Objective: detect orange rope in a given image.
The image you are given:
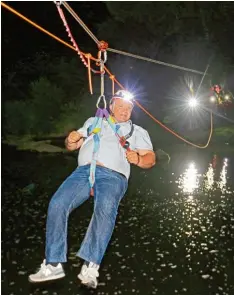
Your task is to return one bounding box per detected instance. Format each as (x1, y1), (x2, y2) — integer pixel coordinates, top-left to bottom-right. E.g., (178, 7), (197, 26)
(0, 2), (100, 63)
(1, 1), (213, 149)
(105, 67), (213, 149)
(109, 75), (115, 95)
(86, 54), (93, 94)
(134, 101), (213, 148)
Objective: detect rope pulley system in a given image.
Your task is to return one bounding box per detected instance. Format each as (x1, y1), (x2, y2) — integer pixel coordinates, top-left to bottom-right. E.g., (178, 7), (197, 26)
(2, 1), (216, 150)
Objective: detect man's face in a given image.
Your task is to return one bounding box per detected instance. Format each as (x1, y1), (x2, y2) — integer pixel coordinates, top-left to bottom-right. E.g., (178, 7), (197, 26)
(110, 98), (133, 123)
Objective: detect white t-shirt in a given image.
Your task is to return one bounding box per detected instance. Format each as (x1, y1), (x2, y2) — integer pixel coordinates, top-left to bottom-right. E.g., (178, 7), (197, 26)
(77, 117), (153, 179)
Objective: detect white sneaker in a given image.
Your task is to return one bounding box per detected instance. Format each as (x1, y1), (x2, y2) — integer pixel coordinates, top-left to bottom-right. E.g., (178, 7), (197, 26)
(78, 262), (99, 289)
(28, 260), (65, 283)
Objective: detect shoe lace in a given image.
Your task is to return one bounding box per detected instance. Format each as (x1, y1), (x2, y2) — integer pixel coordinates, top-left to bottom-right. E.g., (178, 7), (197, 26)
(38, 261), (52, 276)
(86, 267), (99, 278)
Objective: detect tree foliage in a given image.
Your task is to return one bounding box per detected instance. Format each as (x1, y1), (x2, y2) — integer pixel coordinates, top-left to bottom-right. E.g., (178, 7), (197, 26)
(3, 53), (93, 137)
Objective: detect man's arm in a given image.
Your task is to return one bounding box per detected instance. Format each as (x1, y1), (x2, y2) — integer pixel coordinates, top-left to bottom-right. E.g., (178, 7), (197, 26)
(127, 125), (155, 169)
(65, 117), (94, 151)
(126, 149), (156, 169)
(137, 149), (156, 169)
(65, 131), (84, 151)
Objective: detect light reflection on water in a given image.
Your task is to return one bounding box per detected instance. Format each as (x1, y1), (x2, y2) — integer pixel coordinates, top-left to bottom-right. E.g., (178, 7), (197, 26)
(168, 155), (234, 294)
(178, 162), (199, 195)
(218, 158), (228, 193)
(2, 149), (234, 295)
(204, 163), (215, 191)
(177, 156), (231, 195)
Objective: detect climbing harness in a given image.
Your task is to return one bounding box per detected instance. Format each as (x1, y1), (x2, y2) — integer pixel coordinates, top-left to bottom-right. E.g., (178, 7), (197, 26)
(88, 47), (107, 195)
(87, 49), (135, 195)
(87, 120), (134, 150)
(88, 108), (134, 196)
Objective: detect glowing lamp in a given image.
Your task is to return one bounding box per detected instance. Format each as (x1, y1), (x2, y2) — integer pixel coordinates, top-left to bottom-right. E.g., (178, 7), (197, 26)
(112, 90), (134, 104)
(188, 97), (198, 108)
(210, 96), (216, 102)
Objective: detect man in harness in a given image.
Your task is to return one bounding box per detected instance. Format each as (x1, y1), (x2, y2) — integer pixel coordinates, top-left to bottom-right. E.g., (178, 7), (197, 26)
(29, 90), (156, 288)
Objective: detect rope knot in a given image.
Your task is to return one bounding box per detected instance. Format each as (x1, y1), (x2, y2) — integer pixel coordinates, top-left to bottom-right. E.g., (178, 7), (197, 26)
(98, 40), (108, 51)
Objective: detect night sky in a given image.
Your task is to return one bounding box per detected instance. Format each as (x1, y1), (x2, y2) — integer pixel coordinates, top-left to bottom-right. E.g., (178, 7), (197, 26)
(2, 1), (109, 69)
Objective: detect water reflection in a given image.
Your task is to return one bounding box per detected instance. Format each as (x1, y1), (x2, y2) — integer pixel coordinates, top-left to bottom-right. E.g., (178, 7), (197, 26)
(178, 162), (199, 195)
(204, 163), (215, 191)
(178, 156), (230, 195)
(218, 158), (228, 193)
(2, 149), (234, 295)
(173, 156), (233, 294)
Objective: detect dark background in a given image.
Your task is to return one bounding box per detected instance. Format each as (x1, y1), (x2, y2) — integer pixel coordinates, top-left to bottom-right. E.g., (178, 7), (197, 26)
(2, 1), (234, 143)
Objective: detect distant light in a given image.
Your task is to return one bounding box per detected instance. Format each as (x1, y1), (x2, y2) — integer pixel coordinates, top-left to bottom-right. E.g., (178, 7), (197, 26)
(210, 96), (216, 102)
(224, 95), (230, 100)
(188, 97), (198, 108)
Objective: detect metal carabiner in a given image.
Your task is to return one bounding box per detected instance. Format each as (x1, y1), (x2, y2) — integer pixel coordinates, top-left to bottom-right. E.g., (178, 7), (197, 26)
(123, 141), (130, 149)
(96, 50), (107, 109)
(96, 94), (107, 109)
(54, 1), (62, 6)
(98, 50), (107, 65)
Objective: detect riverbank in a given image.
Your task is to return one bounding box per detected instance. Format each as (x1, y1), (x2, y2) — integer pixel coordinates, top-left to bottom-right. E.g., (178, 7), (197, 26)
(3, 125), (234, 154)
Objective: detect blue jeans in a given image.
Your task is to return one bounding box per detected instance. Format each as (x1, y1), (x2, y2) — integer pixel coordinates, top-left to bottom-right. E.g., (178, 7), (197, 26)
(45, 165), (128, 265)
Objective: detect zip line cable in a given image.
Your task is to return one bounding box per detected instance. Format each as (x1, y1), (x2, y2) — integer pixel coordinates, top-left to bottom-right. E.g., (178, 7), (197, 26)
(62, 1), (207, 76)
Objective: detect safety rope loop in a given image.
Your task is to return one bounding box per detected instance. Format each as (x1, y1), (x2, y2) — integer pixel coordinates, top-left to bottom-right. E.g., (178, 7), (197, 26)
(96, 94), (107, 109)
(95, 49), (107, 109)
(100, 62), (105, 94)
(98, 50), (107, 65)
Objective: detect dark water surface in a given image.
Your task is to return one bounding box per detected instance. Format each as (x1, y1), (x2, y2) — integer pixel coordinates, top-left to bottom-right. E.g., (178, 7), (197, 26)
(2, 145), (234, 295)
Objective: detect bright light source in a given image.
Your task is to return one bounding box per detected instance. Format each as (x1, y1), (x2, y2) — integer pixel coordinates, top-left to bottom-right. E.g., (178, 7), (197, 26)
(123, 91), (134, 101)
(189, 162), (195, 169)
(224, 95), (230, 100)
(113, 90), (134, 102)
(210, 96), (216, 102)
(188, 97), (198, 108)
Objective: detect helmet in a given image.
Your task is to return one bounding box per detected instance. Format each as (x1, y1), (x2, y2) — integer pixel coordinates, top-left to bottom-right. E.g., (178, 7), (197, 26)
(110, 90), (134, 105)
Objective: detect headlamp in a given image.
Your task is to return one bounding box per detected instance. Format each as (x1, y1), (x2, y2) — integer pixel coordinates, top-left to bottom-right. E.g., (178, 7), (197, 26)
(111, 90), (134, 104)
